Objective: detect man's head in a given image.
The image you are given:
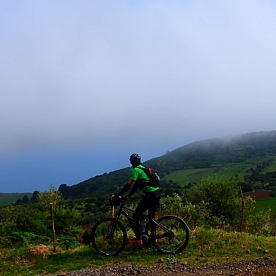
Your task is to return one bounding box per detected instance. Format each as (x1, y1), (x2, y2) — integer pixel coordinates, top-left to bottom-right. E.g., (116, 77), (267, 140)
(129, 153), (141, 167)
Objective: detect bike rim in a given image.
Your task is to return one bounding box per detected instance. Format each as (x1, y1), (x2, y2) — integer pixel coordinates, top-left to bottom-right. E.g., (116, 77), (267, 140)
(92, 218), (126, 256)
(152, 216), (189, 254)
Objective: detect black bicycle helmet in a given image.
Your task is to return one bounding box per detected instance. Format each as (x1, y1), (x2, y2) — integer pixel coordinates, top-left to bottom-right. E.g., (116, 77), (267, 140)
(129, 153), (141, 163)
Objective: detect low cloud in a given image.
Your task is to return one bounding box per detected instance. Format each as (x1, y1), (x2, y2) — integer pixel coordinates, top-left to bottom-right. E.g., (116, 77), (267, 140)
(1, 1), (276, 191)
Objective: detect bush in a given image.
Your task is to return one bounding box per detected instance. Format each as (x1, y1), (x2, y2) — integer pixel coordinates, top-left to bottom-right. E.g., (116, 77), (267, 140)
(187, 175), (241, 227)
(81, 227), (93, 244)
(0, 236), (12, 248)
(0, 221), (16, 237)
(54, 208), (80, 234)
(57, 235), (81, 250)
(161, 194), (206, 229)
(22, 232), (51, 245)
(7, 232), (28, 247)
(248, 209), (273, 235)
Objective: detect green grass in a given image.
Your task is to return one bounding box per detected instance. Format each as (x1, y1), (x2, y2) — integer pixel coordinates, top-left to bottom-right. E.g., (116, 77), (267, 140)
(264, 161), (276, 173)
(163, 168), (213, 185)
(163, 156), (276, 188)
(1, 228), (276, 276)
(215, 163), (252, 180)
(0, 193), (32, 207)
(163, 163), (251, 186)
(254, 197), (276, 215)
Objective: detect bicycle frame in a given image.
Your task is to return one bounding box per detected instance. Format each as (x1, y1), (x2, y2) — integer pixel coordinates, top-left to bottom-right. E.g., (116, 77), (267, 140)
(114, 201), (134, 226)
(109, 198), (170, 241)
(92, 197), (190, 255)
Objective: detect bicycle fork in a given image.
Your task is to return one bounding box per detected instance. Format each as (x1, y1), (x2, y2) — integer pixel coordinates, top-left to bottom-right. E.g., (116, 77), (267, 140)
(107, 213), (122, 239)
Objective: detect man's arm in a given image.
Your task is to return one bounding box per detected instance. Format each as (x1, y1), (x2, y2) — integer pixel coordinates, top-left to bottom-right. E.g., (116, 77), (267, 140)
(127, 180), (139, 197)
(114, 179), (135, 198)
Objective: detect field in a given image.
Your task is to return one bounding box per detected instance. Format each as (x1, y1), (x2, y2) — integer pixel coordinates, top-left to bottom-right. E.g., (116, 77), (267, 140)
(163, 163), (251, 186)
(244, 190), (276, 215)
(0, 193), (31, 207)
(264, 160), (276, 173)
(254, 197), (276, 214)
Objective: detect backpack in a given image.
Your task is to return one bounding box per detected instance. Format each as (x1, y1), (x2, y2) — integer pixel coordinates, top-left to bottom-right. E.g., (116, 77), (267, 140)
(140, 167), (160, 187)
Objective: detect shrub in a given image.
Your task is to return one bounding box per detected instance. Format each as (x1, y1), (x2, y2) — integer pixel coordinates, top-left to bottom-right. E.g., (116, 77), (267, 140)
(248, 209), (273, 235)
(187, 175), (241, 227)
(7, 232), (28, 247)
(54, 208), (80, 234)
(161, 193), (206, 229)
(80, 227), (92, 244)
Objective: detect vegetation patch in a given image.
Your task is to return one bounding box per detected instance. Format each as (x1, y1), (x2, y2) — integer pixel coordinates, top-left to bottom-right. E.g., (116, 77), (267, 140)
(1, 228), (276, 276)
(0, 193), (32, 207)
(1, 131), (276, 274)
(254, 197), (276, 215)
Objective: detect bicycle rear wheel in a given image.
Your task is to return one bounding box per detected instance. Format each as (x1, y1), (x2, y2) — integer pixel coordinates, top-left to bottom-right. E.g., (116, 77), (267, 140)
(91, 218), (127, 256)
(152, 215), (189, 254)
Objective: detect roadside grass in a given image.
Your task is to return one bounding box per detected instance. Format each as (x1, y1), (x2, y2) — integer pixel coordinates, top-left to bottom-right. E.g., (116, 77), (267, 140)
(1, 227), (276, 276)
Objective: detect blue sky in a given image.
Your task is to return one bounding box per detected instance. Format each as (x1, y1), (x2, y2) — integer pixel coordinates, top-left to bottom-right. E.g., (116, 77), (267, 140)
(1, 1), (276, 193)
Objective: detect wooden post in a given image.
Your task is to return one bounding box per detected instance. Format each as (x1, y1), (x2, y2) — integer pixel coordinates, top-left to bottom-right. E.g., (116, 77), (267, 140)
(111, 206), (114, 218)
(50, 203), (57, 252)
(239, 187), (245, 232)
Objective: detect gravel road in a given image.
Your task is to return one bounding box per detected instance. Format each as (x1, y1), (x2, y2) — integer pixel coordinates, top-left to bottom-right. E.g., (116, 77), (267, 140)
(49, 258), (276, 276)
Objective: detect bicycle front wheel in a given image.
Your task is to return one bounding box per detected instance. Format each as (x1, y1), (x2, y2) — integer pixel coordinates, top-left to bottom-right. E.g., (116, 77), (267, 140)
(152, 215), (189, 254)
(91, 218), (127, 256)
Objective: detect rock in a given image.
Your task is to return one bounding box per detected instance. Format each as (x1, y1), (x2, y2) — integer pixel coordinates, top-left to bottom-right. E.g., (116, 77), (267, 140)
(43, 257), (276, 276)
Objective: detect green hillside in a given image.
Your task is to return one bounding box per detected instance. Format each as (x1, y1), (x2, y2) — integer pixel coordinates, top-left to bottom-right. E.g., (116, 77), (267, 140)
(59, 130), (276, 199)
(0, 193), (32, 207)
(1, 130), (276, 276)
(254, 197), (276, 214)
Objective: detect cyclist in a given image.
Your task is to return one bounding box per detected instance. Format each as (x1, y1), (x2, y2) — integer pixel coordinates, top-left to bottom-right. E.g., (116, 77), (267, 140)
(111, 153), (161, 245)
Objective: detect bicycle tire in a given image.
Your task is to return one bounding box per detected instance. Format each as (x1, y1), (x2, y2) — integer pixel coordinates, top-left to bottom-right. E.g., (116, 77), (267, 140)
(152, 215), (189, 254)
(91, 218), (127, 256)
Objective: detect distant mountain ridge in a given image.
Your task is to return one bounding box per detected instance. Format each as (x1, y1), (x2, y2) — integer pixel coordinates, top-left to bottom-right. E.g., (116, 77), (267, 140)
(59, 130), (276, 199)
(2, 130), (276, 207)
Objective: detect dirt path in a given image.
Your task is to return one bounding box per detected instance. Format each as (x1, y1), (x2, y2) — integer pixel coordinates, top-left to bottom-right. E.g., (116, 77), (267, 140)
(51, 258), (276, 276)
(143, 267), (276, 276)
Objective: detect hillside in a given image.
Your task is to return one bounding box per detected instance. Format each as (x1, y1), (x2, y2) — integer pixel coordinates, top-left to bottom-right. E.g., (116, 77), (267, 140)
(1, 131), (276, 276)
(59, 130), (276, 199)
(0, 193), (32, 207)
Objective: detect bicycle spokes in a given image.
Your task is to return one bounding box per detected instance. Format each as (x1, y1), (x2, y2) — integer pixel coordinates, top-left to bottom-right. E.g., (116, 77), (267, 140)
(152, 215), (189, 254)
(91, 218), (127, 256)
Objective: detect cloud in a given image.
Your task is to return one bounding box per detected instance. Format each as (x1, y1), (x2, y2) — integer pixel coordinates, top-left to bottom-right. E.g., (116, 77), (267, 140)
(1, 1), (276, 191)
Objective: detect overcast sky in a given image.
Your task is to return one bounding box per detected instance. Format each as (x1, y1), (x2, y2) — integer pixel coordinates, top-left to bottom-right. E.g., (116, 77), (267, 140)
(1, 1), (276, 193)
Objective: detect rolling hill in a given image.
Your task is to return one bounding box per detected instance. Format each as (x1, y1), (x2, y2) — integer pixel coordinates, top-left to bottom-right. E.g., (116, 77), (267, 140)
(0, 193), (32, 207)
(59, 130), (276, 199)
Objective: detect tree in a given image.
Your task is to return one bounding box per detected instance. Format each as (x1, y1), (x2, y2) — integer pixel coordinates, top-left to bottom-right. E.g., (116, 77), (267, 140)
(22, 195), (29, 204)
(30, 190), (39, 203)
(38, 185), (63, 210)
(15, 198), (22, 205)
(58, 184), (68, 197)
(188, 175), (241, 226)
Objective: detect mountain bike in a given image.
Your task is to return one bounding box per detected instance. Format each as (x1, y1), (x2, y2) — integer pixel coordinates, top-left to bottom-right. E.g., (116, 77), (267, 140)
(91, 196), (189, 256)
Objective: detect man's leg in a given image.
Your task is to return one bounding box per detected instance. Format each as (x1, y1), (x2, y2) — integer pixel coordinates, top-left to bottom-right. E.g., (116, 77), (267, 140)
(130, 191), (161, 243)
(132, 197), (149, 242)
